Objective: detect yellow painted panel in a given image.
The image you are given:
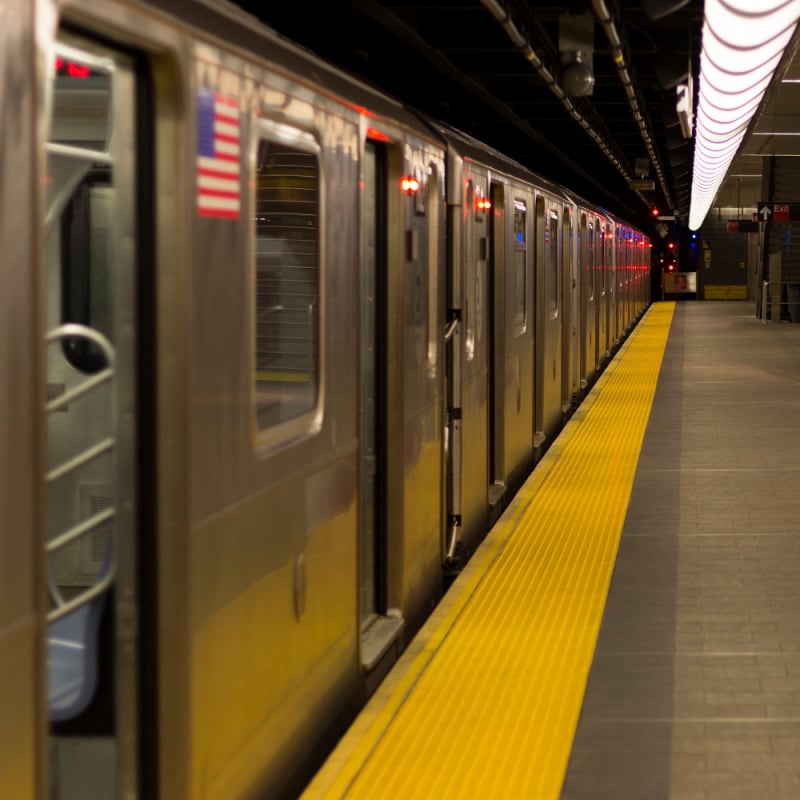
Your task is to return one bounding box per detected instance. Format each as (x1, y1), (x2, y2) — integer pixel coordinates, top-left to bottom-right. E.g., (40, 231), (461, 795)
(304, 302), (675, 800)
(703, 284), (747, 300)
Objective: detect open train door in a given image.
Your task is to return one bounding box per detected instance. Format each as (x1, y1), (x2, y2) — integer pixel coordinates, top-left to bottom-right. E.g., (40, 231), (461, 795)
(44, 30), (151, 798)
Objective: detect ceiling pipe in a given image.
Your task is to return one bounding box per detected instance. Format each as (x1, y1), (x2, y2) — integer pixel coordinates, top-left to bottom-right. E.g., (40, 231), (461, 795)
(592, 0), (675, 212)
(480, 0), (650, 206)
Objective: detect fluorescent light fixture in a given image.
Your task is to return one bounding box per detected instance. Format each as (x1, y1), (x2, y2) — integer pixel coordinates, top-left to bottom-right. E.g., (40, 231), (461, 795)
(689, 0), (800, 230)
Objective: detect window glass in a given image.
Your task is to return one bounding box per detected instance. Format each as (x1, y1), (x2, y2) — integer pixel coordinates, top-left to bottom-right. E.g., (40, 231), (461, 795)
(513, 200), (526, 327)
(587, 222), (595, 301)
(49, 56), (115, 375)
(254, 139), (319, 431)
(547, 212), (558, 313)
(426, 171), (439, 375)
(465, 182), (475, 360)
(599, 226), (606, 295)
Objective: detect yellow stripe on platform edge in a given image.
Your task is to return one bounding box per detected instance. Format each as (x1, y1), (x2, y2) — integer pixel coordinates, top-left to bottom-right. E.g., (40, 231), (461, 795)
(303, 302), (676, 800)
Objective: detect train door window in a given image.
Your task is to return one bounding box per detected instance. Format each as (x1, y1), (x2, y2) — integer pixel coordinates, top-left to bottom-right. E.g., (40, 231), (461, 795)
(253, 127), (321, 437)
(49, 56), (114, 373)
(587, 221), (595, 301)
(599, 225), (606, 296)
(547, 210), (558, 317)
(513, 199), (527, 332)
(465, 181), (475, 360)
(608, 226), (614, 299)
(426, 168), (440, 374)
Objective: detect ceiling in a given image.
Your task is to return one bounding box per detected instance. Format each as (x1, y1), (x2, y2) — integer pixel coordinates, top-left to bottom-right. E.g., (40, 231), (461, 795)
(234, 0), (799, 235)
(721, 34), (800, 215)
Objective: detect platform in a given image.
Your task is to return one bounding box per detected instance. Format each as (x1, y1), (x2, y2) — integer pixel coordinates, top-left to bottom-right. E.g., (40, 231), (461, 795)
(302, 300), (800, 799)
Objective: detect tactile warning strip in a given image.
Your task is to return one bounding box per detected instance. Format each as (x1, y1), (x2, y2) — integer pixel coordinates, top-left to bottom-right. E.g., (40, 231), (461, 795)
(303, 302), (675, 800)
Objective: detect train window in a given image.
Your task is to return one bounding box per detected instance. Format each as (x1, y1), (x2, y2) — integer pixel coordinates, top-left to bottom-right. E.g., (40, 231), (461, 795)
(47, 49), (115, 374)
(253, 135), (320, 433)
(60, 173), (114, 373)
(599, 225), (606, 296)
(587, 222), (595, 302)
(51, 54), (112, 151)
(547, 211), (558, 315)
(465, 182), (475, 361)
(426, 168), (440, 376)
(513, 200), (526, 329)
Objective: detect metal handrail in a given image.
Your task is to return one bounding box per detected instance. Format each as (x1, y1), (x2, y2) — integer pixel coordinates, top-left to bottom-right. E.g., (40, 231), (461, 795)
(45, 324), (117, 623)
(760, 280), (798, 322)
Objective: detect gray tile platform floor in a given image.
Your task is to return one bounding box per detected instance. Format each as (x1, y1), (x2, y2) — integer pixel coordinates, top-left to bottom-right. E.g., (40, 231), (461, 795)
(561, 301), (800, 800)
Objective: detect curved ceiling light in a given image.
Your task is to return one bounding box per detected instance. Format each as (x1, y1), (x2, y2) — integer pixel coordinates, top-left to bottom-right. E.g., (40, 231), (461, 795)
(689, 0), (800, 230)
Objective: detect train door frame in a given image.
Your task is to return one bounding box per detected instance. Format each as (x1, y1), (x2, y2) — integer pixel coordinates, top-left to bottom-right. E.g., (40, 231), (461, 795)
(44, 29), (150, 798)
(588, 216), (598, 372)
(608, 221), (619, 347)
(359, 137), (407, 666)
(533, 195), (546, 446)
(597, 220), (606, 362)
(560, 205), (572, 412)
(488, 180), (506, 507)
(1, 3), (42, 796)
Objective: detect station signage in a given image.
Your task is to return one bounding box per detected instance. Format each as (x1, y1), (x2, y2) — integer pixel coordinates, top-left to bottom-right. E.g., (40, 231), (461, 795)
(757, 202), (800, 222)
(726, 220), (758, 233)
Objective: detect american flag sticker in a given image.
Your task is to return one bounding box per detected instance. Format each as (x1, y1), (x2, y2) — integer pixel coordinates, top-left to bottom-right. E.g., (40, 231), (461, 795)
(196, 88), (241, 219)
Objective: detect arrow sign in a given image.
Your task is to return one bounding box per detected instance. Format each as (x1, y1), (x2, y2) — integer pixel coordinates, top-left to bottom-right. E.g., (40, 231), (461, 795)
(758, 202), (800, 221)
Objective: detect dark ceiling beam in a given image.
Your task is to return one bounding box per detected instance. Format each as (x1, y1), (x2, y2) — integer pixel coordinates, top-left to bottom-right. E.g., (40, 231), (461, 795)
(347, 0), (641, 217)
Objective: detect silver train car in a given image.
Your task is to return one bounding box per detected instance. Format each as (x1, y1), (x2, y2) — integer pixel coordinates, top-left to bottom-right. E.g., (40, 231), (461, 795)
(0, 0), (650, 798)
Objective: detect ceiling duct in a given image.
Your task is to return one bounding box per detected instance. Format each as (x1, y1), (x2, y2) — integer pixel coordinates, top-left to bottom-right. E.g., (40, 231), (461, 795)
(655, 52), (690, 90)
(644, 0), (691, 22)
(479, 0), (648, 204)
(668, 146), (690, 166)
(592, 0), (674, 211)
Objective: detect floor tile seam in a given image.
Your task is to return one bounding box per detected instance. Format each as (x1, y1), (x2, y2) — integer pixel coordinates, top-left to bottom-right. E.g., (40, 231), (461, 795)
(577, 716), (800, 724)
(630, 467), (800, 473)
(594, 651), (800, 657)
(623, 533), (800, 537)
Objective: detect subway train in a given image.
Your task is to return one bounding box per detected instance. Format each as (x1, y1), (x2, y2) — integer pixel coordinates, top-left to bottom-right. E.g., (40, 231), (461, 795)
(0, 0), (651, 798)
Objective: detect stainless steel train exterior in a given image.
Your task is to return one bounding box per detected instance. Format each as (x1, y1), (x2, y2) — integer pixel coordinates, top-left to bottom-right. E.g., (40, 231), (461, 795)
(0, 0), (651, 798)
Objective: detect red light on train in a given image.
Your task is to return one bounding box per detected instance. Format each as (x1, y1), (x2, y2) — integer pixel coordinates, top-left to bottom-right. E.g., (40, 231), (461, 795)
(366, 127), (390, 142)
(68, 62), (91, 78)
(54, 56), (91, 78)
(477, 198), (492, 211)
(400, 176), (420, 194)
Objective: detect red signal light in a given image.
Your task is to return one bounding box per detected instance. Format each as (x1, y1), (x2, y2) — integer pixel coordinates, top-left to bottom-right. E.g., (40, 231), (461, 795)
(400, 176), (420, 194)
(651, 207), (659, 217)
